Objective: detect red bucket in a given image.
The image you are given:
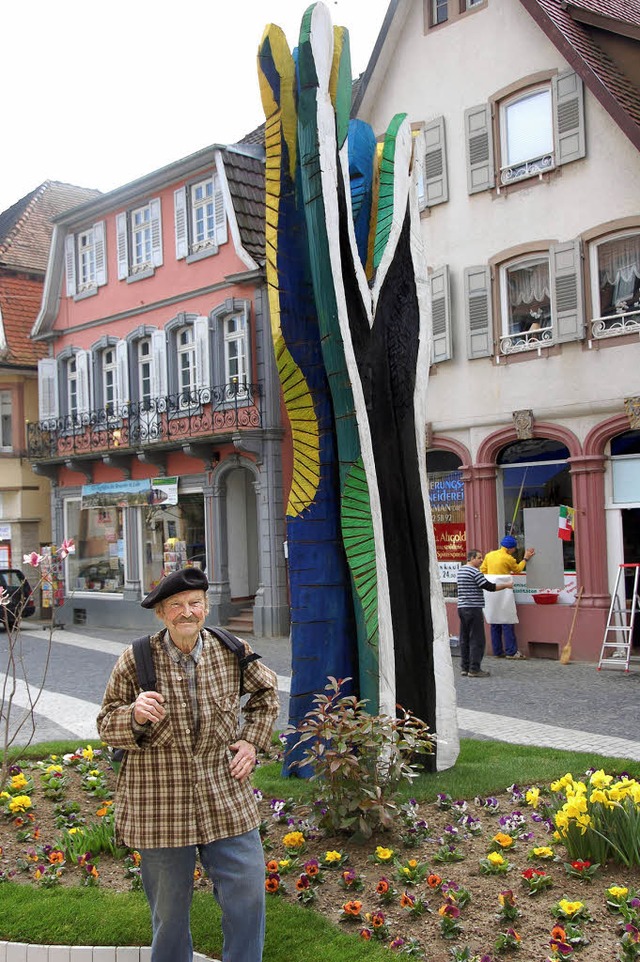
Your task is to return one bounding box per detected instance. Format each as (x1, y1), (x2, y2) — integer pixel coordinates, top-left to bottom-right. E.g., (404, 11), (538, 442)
(532, 591), (560, 605)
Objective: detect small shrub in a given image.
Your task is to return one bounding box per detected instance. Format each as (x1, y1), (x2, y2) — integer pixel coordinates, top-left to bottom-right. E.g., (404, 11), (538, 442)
(285, 676), (434, 840)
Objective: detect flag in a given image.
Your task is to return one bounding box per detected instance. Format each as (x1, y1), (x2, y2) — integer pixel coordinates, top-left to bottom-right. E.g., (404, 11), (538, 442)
(558, 505), (575, 541)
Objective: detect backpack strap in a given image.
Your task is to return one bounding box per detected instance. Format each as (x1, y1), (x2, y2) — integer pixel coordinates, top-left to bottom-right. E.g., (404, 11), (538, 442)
(131, 634), (157, 691)
(208, 625), (261, 696)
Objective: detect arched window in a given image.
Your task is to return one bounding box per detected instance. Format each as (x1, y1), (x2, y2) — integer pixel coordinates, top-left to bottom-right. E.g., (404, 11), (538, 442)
(497, 438), (574, 572)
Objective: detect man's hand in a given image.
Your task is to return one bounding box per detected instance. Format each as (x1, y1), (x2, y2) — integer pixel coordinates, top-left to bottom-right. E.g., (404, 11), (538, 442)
(497, 578), (514, 591)
(229, 739), (257, 781)
(133, 690), (166, 726)
(524, 548), (536, 561)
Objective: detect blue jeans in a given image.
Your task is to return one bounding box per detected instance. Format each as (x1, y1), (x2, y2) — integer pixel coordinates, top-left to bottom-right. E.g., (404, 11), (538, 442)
(490, 623), (518, 657)
(140, 828), (265, 962)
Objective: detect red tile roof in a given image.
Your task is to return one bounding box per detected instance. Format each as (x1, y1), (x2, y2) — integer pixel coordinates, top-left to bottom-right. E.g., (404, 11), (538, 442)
(0, 180), (101, 274)
(0, 181), (100, 367)
(521, 0), (640, 149)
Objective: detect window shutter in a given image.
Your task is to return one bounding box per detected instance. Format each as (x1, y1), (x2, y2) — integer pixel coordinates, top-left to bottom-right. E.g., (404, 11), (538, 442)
(424, 117), (448, 207)
(116, 212), (129, 279)
(551, 240), (583, 343)
(174, 187), (188, 259)
(465, 104), (495, 194)
(116, 339), (130, 406)
(76, 350), (90, 416)
(38, 357), (59, 421)
(194, 315), (211, 391)
(65, 234), (76, 297)
(464, 265), (493, 358)
(94, 221), (107, 287)
(553, 71), (585, 166)
(430, 265), (452, 362)
(214, 175), (227, 246)
(150, 198), (163, 267)
(150, 329), (167, 398)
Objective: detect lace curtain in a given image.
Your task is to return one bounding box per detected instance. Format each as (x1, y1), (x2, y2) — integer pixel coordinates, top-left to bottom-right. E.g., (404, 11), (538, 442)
(508, 261), (550, 306)
(599, 235), (640, 287)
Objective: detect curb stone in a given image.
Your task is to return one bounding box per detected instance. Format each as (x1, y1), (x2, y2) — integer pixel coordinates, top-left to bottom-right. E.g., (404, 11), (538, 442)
(0, 946), (218, 961)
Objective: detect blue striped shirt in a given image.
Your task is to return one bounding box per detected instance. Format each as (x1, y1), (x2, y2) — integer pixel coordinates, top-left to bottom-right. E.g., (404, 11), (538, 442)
(456, 564), (496, 608)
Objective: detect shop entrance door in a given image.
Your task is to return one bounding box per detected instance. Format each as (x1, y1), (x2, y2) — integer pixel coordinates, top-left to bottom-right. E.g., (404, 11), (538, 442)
(622, 508), (640, 648)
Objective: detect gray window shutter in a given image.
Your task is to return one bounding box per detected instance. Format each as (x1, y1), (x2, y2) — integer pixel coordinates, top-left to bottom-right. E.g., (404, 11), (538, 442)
(553, 71), (585, 166)
(94, 221), (107, 287)
(464, 265), (493, 358)
(65, 234), (76, 297)
(76, 350), (91, 416)
(551, 240), (583, 343)
(430, 265), (452, 362)
(150, 329), (168, 398)
(116, 339), (130, 406)
(214, 174), (227, 246)
(38, 357), (59, 421)
(116, 212), (129, 280)
(174, 187), (188, 260)
(194, 315), (211, 391)
(150, 198), (163, 268)
(465, 104), (495, 194)
(424, 117), (448, 207)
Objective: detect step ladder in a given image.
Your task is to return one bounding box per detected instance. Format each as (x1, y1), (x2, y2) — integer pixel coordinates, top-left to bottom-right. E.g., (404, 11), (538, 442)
(597, 563), (640, 672)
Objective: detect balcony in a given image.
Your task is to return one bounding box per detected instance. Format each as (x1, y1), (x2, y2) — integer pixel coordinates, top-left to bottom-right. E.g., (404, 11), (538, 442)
(499, 324), (554, 357)
(27, 381), (262, 463)
(499, 152), (554, 187)
(590, 307), (640, 342)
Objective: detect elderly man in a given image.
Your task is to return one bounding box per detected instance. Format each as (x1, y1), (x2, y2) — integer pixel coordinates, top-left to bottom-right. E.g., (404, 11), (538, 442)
(481, 535), (535, 659)
(97, 567), (279, 962)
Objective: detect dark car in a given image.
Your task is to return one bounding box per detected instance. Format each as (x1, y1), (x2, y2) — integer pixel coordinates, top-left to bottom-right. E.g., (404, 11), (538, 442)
(0, 569), (36, 630)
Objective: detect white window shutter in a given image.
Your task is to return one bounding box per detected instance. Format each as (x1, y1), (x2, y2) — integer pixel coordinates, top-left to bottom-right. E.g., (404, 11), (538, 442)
(464, 265), (493, 358)
(551, 240), (584, 343)
(424, 117), (448, 207)
(116, 339), (130, 406)
(465, 104), (495, 195)
(174, 187), (188, 259)
(94, 221), (107, 287)
(194, 315), (211, 391)
(116, 212), (129, 279)
(430, 265), (452, 362)
(150, 198), (163, 267)
(553, 70), (586, 166)
(76, 350), (90, 416)
(38, 357), (59, 421)
(150, 329), (167, 398)
(65, 234), (76, 297)
(214, 175), (227, 246)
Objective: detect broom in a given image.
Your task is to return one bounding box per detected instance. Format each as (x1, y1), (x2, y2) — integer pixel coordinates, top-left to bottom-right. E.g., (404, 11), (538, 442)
(560, 585), (583, 664)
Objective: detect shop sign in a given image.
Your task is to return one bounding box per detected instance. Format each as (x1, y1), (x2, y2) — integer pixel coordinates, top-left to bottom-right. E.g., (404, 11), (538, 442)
(0, 523), (11, 540)
(513, 572), (578, 605)
(434, 522), (467, 562)
(82, 479), (153, 508)
(438, 561), (461, 583)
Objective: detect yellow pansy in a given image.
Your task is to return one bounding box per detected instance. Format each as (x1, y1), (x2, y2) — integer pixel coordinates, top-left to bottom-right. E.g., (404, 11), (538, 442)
(532, 846), (554, 859)
(46, 764), (64, 774)
(608, 886), (628, 899)
(324, 851), (342, 863)
(493, 832), (514, 848)
(487, 852), (505, 865)
(11, 773), (28, 790)
(8, 795), (32, 813)
(282, 831), (305, 849)
(374, 846), (394, 862)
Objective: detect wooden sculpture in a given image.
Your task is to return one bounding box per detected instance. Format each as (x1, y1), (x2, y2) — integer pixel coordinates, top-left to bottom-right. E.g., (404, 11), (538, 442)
(258, 2), (458, 772)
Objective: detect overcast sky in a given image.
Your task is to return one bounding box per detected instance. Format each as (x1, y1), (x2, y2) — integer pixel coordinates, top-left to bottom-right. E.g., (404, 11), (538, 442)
(3, 0), (390, 215)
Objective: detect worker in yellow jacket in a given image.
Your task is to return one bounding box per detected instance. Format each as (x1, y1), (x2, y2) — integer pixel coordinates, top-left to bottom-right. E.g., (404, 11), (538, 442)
(481, 535), (535, 659)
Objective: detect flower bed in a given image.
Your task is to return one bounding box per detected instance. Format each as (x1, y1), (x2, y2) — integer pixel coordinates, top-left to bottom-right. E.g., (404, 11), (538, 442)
(1, 752), (640, 961)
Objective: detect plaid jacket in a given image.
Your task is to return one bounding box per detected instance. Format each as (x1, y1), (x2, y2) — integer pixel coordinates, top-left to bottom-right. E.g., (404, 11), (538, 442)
(97, 628), (279, 849)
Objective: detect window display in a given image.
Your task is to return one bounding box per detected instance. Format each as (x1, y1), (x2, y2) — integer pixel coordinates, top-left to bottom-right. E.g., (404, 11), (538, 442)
(65, 501), (125, 593)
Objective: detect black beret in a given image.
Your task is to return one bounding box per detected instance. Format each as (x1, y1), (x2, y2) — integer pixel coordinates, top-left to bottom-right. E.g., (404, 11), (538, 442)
(141, 567), (209, 609)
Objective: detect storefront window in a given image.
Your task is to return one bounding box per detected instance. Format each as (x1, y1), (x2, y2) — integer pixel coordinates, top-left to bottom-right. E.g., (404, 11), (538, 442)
(141, 493), (206, 592)
(497, 439), (575, 571)
(427, 450), (465, 598)
(65, 500), (125, 593)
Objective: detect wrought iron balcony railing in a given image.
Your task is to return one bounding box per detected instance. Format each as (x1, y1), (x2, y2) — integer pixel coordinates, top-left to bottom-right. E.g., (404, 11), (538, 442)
(590, 307), (640, 341)
(499, 324), (554, 356)
(27, 381), (262, 462)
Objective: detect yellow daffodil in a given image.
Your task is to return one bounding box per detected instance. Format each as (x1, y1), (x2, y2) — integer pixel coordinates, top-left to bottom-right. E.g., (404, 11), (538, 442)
(589, 788), (608, 805)
(589, 769), (613, 789)
(82, 745), (94, 761)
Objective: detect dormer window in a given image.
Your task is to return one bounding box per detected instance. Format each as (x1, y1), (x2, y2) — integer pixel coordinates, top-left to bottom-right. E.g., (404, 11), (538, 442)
(64, 222), (107, 299)
(174, 173), (227, 263)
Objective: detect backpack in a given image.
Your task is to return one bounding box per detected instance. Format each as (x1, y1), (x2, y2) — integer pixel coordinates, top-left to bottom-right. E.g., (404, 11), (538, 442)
(110, 626), (260, 769)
